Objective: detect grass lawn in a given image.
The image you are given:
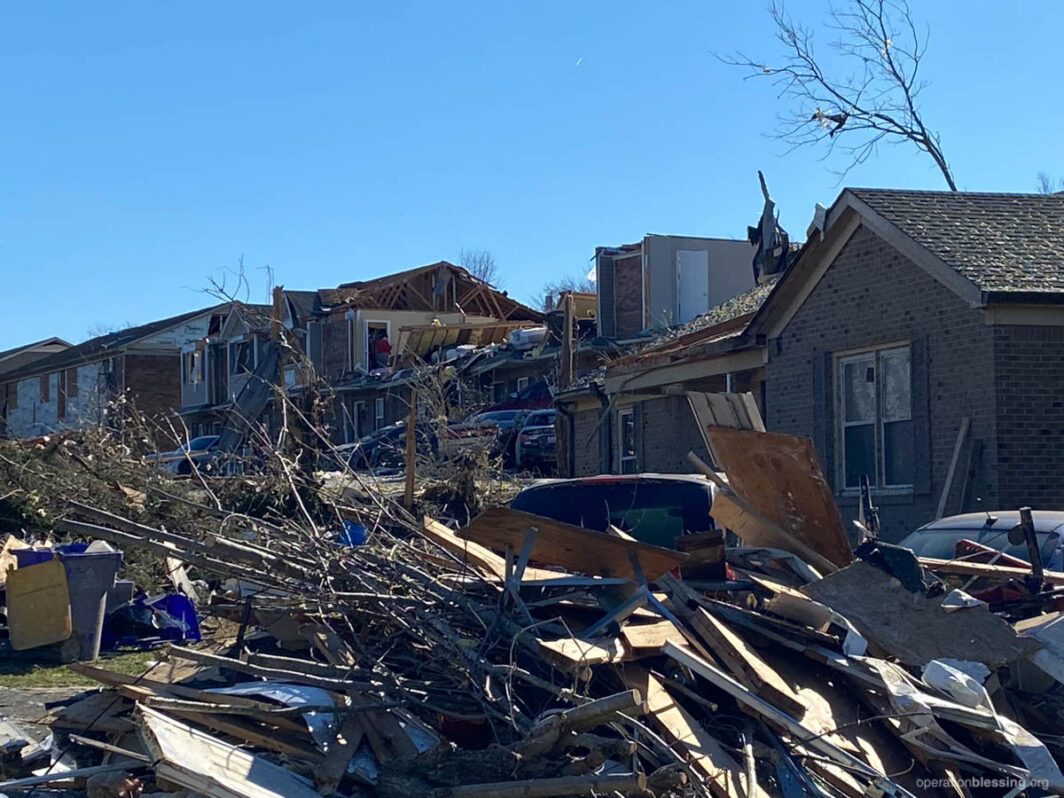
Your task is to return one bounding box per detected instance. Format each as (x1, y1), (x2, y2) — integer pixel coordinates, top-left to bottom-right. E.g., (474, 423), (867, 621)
(0, 648), (158, 688)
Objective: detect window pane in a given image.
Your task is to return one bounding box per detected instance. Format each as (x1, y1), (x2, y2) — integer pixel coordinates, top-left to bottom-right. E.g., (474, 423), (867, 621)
(880, 349), (911, 421)
(844, 423), (876, 488)
(884, 419), (915, 485)
(620, 413), (636, 457)
(843, 359), (875, 422)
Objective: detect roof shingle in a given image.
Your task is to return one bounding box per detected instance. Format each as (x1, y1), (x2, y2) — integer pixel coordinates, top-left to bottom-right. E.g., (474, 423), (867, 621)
(849, 188), (1064, 294)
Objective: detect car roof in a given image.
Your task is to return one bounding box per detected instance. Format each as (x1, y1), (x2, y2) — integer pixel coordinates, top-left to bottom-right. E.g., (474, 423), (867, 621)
(522, 473), (717, 489)
(913, 511), (1064, 535)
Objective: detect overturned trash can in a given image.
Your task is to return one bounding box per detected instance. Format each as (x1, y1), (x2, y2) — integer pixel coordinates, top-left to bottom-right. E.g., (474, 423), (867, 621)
(55, 541), (124, 661)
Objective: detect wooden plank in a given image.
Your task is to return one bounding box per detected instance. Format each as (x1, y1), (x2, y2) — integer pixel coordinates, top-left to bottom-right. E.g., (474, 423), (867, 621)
(935, 417), (970, 520)
(458, 506), (687, 581)
(621, 665), (766, 798)
(662, 642), (909, 795)
(688, 608), (806, 719)
(537, 636), (628, 671)
(138, 706), (321, 798)
(621, 620), (685, 654)
(702, 428), (853, 568)
(918, 557), (1064, 586)
(421, 516), (558, 583)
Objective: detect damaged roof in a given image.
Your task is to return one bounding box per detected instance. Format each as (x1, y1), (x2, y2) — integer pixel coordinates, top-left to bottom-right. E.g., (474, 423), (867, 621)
(1, 305), (227, 382)
(848, 188), (1064, 295)
(317, 261), (544, 321)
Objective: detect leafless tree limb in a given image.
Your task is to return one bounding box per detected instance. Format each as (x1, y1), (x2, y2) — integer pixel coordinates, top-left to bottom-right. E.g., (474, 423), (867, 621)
(720, 0), (957, 190)
(459, 247), (502, 287)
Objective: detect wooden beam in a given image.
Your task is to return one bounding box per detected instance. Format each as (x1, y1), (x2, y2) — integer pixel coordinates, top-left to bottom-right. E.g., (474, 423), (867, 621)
(458, 506), (687, 581)
(935, 417), (970, 520)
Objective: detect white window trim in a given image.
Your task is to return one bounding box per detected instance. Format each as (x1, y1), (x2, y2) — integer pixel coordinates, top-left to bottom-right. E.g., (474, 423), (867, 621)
(836, 343), (913, 491)
(374, 397), (386, 430)
(516, 376), (530, 392)
(617, 408), (637, 474)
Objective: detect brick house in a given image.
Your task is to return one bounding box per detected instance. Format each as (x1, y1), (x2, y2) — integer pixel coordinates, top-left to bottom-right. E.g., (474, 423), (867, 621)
(1, 307), (227, 442)
(750, 188), (1064, 541)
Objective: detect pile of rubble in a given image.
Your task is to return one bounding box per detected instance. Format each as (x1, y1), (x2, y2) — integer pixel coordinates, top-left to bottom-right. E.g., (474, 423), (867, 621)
(1, 427), (1064, 797)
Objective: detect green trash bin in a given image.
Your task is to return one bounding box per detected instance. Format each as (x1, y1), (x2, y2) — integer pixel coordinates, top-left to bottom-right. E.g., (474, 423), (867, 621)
(56, 542), (124, 661)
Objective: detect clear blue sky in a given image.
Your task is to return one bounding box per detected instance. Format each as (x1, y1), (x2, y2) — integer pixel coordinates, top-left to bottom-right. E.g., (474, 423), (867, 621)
(2, 2), (1061, 349)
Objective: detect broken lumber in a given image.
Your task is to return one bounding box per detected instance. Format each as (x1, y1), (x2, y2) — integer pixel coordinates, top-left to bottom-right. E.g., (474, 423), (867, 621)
(458, 506), (686, 581)
(702, 428), (853, 568)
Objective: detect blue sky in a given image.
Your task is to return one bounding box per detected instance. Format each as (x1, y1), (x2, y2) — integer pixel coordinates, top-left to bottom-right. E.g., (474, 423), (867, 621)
(2, 1), (1061, 349)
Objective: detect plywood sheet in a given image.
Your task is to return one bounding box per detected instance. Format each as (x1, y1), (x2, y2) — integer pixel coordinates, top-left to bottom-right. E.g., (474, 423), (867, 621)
(706, 428), (852, 568)
(6, 558), (71, 650)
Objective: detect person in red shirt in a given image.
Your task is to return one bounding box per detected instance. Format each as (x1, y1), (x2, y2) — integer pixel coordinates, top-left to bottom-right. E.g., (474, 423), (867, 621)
(374, 333), (392, 368)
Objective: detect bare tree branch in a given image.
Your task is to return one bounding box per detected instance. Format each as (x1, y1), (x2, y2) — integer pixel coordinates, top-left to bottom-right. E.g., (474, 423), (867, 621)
(719, 0), (957, 190)
(1036, 172), (1064, 194)
(459, 247), (502, 287)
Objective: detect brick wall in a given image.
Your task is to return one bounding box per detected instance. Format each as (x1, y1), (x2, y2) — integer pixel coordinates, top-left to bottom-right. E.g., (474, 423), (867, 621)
(765, 224), (997, 542)
(638, 396), (712, 473)
(568, 407), (601, 476)
(994, 325), (1064, 510)
(321, 314), (349, 381)
(614, 254), (643, 337)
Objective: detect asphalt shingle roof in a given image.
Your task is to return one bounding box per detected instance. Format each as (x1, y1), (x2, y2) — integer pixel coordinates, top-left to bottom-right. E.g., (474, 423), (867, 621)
(849, 188), (1064, 295)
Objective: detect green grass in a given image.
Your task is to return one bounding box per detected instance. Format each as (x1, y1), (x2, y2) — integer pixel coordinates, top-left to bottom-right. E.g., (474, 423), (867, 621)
(0, 648), (157, 688)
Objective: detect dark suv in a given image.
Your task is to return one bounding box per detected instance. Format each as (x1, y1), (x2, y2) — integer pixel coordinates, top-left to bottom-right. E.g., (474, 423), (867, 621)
(509, 473), (718, 549)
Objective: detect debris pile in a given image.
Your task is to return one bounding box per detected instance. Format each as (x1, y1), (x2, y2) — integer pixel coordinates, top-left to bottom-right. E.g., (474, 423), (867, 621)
(1, 427), (1064, 796)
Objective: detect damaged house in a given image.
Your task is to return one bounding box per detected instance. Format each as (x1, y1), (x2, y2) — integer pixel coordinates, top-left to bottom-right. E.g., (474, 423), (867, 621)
(560, 188), (1064, 544)
(303, 262), (544, 442)
(594, 233), (755, 337)
(751, 188), (1064, 541)
(1, 307), (227, 441)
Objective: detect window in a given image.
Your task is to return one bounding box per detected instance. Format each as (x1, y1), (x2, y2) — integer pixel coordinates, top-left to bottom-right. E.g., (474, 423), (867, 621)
(617, 408), (637, 474)
(838, 345), (914, 489)
(39, 374), (51, 403)
(66, 368), (78, 398)
(492, 381), (507, 403)
(366, 321), (390, 369)
(6, 382), (17, 411)
(229, 340), (253, 374)
(375, 397), (386, 430)
(182, 351), (203, 384)
(516, 377), (530, 393)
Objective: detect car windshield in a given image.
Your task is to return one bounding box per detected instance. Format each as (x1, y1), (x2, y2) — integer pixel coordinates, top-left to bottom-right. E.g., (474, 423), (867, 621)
(899, 526), (1060, 563)
(510, 479), (712, 549)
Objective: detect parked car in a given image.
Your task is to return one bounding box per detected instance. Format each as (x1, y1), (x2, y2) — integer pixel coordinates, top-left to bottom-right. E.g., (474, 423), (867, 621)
(898, 511), (1064, 571)
(154, 435), (221, 475)
(444, 410), (528, 465)
(345, 422), (438, 471)
(509, 474), (718, 549)
(514, 410), (556, 471)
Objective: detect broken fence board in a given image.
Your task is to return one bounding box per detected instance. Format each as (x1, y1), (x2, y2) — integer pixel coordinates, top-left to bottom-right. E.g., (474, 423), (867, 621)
(458, 506), (686, 581)
(138, 705), (322, 798)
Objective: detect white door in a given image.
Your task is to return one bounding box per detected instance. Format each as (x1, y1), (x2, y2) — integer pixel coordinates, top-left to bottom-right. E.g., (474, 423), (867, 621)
(676, 250), (709, 324)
